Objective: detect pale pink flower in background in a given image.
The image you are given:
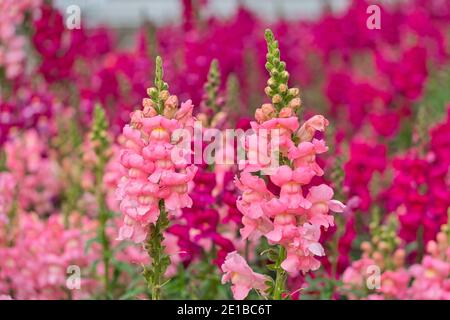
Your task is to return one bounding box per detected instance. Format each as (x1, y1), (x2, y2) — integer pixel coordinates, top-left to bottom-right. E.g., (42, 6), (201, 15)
(0, 0), (42, 79)
(342, 256), (377, 298)
(408, 255), (450, 300)
(4, 130), (59, 215)
(163, 232), (182, 277)
(380, 269), (410, 299)
(0, 214), (99, 299)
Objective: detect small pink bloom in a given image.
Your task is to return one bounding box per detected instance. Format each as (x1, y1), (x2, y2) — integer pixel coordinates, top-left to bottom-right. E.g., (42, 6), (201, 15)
(270, 165), (313, 209)
(221, 251), (269, 300)
(305, 184), (345, 228)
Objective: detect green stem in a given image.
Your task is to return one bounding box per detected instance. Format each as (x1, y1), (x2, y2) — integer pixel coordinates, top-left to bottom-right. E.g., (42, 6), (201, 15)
(6, 193), (18, 246)
(145, 201), (170, 300)
(96, 161), (112, 299)
(273, 245), (287, 300)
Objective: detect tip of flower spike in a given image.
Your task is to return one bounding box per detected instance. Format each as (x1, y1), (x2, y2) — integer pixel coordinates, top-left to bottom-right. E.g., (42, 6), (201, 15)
(261, 29), (301, 116)
(154, 56), (165, 87)
(156, 56), (162, 69)
(210, 59), (219, 71)
(145, 56), (171, 115)
(203, 59), (222, 113)
(264, 29), (274, 42)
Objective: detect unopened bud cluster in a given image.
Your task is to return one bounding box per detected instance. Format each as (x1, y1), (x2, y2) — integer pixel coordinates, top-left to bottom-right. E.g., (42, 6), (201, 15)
(262, 29), (301, 114)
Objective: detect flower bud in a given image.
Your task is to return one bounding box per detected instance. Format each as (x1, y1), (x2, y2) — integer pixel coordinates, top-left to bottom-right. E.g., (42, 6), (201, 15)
(436, 232), (447, 247)
(147, 87), (157, 97)
(288, 87), (300, 97)
(142, 98), (155, 108)
(279, 107), (293, 118)
(378, 241), (389, 251)
(372, 251), (384, 269)
(272, 94), (282, 104)
(426, 240), (438, 256)
(393, 249), (405, 268)
(255, 108), (265, 123)
(261, 103), (275, 118)
(288, 97), (301, 110)
(165, 95), (178, 109)
(278, 83), (288, 93)
(159, 90), (170, 101)
(163, 96), (178, 118)
(143, 106), (157, 117)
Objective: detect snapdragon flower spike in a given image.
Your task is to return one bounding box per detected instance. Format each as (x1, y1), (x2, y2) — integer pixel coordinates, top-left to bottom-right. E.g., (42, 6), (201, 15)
(117, 56), (197, 244)
(232, 30), (345, 299)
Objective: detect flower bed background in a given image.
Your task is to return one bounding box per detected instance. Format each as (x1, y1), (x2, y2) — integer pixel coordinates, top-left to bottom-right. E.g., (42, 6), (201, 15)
(0, 0), (449, 300)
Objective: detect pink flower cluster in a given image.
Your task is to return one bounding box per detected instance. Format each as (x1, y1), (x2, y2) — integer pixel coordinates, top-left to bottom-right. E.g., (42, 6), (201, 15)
(237, 111), (345, 277)
(0, 172), (16, 242)
(342, 225), (450, 300)
(3, 130), (59, 215)
(408, 231), (450, 299)
(383, 107), (450, 243)
(0, 214), (98, 299)
(116, 94), (197, 243)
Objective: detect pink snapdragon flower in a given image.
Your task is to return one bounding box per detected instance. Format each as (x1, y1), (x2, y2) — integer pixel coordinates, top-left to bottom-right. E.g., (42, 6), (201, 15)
(0, 214), (98, 299)
(270, 165), (313, 210)
(341, 255), (377, 299)
(281, 223), (325, 276)
(408, 230), (450, 300)
(221, 251), (270, 300)
(379, 269), (410, 299)
(0, 0), (42, 80)
(236, 98), (344, 279)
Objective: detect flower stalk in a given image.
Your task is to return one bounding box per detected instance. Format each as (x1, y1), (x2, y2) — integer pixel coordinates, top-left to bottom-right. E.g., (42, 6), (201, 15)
(91, 104), (113, 298)
(272, 246), (287, 300)
(144, 201), (170, 300)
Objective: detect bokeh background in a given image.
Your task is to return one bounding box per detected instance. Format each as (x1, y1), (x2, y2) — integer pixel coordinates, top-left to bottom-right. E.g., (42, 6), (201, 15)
(0, 0), (449, 300)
